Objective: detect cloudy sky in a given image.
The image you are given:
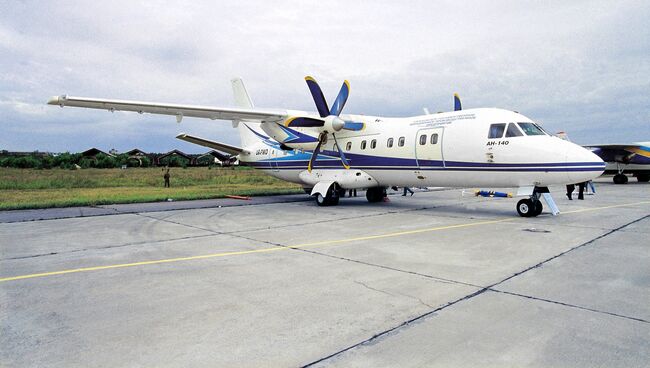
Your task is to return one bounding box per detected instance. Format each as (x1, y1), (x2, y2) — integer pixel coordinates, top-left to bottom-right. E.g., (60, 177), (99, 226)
(1, 0), (648, 153)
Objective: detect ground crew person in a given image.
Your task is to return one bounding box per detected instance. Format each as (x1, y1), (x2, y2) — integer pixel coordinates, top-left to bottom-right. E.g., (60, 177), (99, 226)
(163, 168), (170, 187)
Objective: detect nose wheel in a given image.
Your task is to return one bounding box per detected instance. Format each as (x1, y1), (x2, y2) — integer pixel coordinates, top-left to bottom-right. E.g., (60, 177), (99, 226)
(516, 198), (543, 217)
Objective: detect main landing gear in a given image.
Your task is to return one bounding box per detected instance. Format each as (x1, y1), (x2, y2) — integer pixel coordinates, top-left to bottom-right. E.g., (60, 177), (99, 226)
(315, 185), (340, 206)
(613, 173), (628, 184)
(365, 187), (386, 203)
(315, 186), (387, 206)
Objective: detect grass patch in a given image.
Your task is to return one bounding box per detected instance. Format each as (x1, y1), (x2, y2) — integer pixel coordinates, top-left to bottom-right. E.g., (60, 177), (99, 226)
(0, 167), (303, 210)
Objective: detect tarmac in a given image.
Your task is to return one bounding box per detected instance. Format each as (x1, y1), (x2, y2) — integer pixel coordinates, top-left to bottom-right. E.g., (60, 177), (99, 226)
(1, 177), (649, 367)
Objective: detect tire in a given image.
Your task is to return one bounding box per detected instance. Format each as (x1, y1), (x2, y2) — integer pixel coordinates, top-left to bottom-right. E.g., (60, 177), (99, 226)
(316, 193), (328, 206)
(613, 174), (628, 184)
(532, 199), (543, 217)
(517, 199), (535, 217)
(315, 186), (340, 206)
(636, 174), (650, 182)
(366, 187), (384, 203)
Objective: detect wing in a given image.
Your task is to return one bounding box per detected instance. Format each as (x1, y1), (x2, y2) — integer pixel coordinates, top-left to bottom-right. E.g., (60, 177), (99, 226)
(176, 133), (247, 155)
(47, 95), (288, 122)
(585, 143), (650, 161)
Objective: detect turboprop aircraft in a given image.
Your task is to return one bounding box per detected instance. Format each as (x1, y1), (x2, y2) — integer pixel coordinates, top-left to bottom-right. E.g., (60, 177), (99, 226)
(584, 143), (650, 184)
(48, 76), (605, 217)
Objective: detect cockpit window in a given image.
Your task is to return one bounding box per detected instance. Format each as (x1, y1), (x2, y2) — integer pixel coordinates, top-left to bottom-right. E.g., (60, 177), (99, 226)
(505, 123), (523, 137)
(517, 122), (546, 136)
(534, 123), (549, 135)
(488, 123), (506, 139)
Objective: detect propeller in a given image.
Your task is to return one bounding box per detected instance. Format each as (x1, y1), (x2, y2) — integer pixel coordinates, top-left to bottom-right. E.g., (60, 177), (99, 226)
(292, 76), (362, 172)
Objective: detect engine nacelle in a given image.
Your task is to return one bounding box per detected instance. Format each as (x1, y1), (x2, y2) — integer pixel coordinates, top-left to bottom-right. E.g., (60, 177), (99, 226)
(323, 116), (344, 132)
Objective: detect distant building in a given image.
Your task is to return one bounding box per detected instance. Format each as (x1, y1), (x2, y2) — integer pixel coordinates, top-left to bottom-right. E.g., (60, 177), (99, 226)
(80, 148), (115, 158)
(195, 150), (238, 166)
(155, 149), (196, 166)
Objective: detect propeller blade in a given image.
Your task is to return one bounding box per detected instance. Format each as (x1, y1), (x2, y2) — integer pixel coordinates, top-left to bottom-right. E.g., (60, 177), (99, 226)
(342, 121), (364, 131)
(330, 80), (350, 116)
(285, 116), (325, 128)
(305, 76), (330, 118)
(332, 133), (350, 169)
(307, 138), (324, 173)
(454, 93), (462, 111)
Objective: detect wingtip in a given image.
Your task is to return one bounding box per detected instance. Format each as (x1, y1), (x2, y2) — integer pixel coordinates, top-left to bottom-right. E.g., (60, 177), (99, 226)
(305, 76), (316, 82)
(47, 95), (63, 105)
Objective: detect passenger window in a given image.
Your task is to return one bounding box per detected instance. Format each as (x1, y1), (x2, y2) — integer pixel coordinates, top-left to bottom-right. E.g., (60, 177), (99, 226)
(505, 123), (523, 137)
(488, 123), (506, 139)
(398, 137), (405, 147)
(419, 134), (427, 145)
(371, 139), (377, 149)
(346, 141), (352, 151)
(430, 133), (438, 144)
(387, 138), (394, 148)
(361, 140), (367, 150)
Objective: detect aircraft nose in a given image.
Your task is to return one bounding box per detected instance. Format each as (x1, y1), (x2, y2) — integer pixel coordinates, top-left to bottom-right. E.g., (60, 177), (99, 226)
(565, 144), (606, 184)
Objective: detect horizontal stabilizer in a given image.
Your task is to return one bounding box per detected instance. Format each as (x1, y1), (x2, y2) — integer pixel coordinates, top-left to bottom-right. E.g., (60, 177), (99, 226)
(176, 133), (246, 155)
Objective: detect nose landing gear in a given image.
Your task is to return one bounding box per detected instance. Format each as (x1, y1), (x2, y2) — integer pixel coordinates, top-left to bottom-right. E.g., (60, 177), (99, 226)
(516, 186), (556, 217)
(517, 198), (543, 217)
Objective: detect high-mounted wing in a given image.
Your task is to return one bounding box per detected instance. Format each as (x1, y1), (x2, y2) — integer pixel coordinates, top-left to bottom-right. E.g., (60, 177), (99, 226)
(47, 95), (287, 123)
(584, 143), (650, 159)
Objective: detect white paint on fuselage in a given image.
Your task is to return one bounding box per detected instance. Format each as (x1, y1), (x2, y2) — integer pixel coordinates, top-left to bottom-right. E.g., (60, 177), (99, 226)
(240, 108), (604, 189)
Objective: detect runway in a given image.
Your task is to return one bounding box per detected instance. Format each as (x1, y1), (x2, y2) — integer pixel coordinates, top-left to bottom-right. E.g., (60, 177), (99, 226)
(1, 178), (649, 367)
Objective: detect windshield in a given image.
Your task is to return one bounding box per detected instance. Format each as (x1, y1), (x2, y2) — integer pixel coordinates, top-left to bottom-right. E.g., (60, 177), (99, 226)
(517, 122), (546, 136)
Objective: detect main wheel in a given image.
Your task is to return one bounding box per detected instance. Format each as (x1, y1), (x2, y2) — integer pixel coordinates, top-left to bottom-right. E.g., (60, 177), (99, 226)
(516, 198), (536, 217)
(315, 187), (339, 206)
(532, 199), (543, 217)
(636, 174), (650, 182)
(613, 174), (628, 184)
(366, 187), (384, 203)
(316, 193), (328, 206)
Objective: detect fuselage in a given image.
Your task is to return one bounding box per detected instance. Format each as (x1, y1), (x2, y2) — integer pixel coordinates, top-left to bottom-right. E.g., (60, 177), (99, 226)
(240, 108), (605, 189)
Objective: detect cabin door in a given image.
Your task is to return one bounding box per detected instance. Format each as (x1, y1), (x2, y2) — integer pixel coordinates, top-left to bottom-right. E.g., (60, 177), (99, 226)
(415, 128), (445, 169)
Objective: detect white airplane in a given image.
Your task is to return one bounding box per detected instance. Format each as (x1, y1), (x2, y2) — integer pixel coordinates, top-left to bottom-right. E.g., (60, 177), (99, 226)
(48, 77), (605, 217)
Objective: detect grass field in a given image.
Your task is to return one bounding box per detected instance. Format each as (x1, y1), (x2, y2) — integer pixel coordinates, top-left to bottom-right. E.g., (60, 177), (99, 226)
(0, 167), (303, 210)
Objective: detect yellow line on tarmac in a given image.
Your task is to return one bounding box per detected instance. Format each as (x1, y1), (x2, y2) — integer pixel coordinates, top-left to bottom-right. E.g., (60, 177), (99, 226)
(0, 218), (509, 283)
(1, 200), (648, 283)
(562, 200), (650, 214)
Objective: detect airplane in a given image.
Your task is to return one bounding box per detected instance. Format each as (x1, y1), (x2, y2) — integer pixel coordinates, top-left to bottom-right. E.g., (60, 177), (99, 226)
(583, 143), (650, 184)
(47, 76), (605, 217)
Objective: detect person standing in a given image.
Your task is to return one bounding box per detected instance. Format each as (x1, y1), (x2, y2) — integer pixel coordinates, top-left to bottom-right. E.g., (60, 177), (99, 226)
(163, 168), (170, 188)
(577, 181), (586, 200)
(566, 184), (575, 200)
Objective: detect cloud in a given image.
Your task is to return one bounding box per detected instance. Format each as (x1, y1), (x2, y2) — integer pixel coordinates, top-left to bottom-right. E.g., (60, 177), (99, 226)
(1, 0), (649, 152)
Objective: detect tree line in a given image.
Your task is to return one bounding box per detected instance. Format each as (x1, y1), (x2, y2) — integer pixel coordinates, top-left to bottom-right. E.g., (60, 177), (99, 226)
(0, 153), (157, 169)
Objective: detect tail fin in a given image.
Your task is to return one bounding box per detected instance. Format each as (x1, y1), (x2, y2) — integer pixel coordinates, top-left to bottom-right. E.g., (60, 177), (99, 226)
(231, 77), (254, 109)
(230, 78), (263, 147)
